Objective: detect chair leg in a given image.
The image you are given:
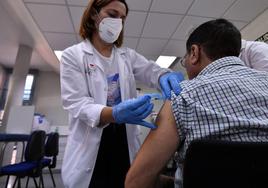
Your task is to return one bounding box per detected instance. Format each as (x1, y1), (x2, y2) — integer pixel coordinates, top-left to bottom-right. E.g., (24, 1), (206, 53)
(33, 177), (38, 188)
(39, 174), (45, 188)
(12, 177), (18, 188)
(38, 176), (41, 188)
(5, 175), (10, 188)
(26, 177), (30, 188)
(49, 168), (56, 187)
(17, 178), (21, 188)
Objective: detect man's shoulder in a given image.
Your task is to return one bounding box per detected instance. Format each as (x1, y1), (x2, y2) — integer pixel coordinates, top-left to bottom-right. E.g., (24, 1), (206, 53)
(180, 74), (220, 93)
(181, 67), (268, 95)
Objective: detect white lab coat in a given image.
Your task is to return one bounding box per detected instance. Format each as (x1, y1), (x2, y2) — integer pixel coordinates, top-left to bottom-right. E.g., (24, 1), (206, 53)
(60, 40), (169, 188)
(239, 40), (268, 71)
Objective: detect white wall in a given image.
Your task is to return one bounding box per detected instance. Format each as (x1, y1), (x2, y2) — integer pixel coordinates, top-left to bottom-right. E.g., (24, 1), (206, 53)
(33, 71), (68, 127)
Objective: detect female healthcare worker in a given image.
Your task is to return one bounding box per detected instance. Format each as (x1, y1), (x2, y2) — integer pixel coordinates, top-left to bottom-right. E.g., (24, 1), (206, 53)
(239, 39), (268, 72)
(60, 0), (184, 188)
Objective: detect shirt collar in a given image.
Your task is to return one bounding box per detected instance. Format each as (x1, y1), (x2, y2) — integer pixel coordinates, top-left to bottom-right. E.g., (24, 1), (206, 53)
(198, 56), (244, 76)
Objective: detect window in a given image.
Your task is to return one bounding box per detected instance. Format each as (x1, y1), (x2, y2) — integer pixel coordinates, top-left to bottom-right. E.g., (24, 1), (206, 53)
(23, 75), (34, 101)
(0, 73), (10, 111)
(23, 73), (36, 105)
(0, 69), (37, 108)
(0, 70), (37, 125)
(155, 56), (177, 68)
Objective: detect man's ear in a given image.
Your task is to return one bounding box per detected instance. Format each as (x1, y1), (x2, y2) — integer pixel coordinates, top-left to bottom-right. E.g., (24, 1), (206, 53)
(189, 44), (200, 65)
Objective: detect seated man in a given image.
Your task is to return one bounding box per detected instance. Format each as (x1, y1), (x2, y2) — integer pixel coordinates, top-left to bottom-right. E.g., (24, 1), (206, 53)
(125, 18), (268, 188)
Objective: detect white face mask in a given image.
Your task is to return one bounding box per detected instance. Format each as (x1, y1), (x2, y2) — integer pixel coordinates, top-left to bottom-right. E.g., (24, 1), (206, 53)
(98, 17), (123, 44)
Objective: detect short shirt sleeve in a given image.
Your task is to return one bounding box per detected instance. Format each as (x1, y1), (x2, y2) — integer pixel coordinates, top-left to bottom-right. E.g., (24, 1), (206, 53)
(171, 91), (186, 144)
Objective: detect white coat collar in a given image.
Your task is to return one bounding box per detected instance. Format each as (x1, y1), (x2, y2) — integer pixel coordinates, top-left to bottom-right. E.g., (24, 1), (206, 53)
(81, 39), (127, 74)
(81, 39), (93, 54)
(241, 39), (246, 50)
(81, 39), (127, 55)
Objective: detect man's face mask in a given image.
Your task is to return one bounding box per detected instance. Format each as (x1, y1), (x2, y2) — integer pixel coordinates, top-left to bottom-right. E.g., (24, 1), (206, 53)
(98, 16), (123, 44)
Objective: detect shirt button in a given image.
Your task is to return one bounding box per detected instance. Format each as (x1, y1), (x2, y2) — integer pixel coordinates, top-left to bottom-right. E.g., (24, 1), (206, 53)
(86, 168), (91, 172)
(104, 87), (107, 91)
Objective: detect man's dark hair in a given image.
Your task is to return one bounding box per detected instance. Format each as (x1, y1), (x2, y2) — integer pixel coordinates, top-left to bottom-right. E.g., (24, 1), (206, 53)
(186, 19), (241, 61)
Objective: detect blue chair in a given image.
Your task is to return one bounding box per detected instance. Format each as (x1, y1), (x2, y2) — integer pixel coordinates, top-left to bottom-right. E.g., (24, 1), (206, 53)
(40, 132), (59, 187)
(183, 140), (268, 188)
(0, 130), (46, 188)
(0, 133), (29, 165)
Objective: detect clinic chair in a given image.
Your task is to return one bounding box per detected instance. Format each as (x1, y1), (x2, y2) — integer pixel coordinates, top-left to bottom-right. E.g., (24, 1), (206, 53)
(0, 130), (46, 188)
(183, 140), (268, 188)
(39, 132), (59, 187)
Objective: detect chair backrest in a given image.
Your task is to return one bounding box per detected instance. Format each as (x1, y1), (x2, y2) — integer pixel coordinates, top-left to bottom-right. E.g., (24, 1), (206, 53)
(45, 132), (59, 157)
(183, 140), (268, 188)
(24, 130), (46, 162)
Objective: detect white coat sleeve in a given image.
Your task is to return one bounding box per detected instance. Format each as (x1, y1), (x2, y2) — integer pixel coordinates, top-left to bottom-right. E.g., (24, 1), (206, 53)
(127, 48), (171, 88)
(248, 42), (268, 72)
(60, 48), (105, 128)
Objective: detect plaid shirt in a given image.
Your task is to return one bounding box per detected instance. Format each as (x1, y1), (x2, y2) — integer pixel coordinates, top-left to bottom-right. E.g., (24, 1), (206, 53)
(171, 56), (268, 160)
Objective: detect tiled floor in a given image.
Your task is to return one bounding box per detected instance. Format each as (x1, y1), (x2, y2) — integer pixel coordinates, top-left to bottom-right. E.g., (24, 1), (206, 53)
(0, 172), (64, 188)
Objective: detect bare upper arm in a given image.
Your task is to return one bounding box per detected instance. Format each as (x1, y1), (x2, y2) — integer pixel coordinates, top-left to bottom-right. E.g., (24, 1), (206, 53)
(125, 100), (179, 188)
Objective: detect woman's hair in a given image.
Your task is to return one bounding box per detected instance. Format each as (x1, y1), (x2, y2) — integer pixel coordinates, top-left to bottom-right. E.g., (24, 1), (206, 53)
(79, 0), (129, 47)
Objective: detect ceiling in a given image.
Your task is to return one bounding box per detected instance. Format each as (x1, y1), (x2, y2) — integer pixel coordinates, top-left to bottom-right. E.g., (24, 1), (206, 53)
(1, 0), (268, 72)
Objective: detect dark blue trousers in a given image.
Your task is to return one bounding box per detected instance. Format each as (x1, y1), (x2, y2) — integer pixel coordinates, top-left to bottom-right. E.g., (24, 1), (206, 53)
(89, 123), (130, 188)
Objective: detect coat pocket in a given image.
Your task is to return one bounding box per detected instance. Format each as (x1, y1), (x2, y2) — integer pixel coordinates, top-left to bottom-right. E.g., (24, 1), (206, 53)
(75, 126), (101, 171)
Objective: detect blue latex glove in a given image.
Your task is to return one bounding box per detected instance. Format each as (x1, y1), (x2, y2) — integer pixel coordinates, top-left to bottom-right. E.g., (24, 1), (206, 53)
(159, 72), (184, 100)
(112, 95), (156, 129)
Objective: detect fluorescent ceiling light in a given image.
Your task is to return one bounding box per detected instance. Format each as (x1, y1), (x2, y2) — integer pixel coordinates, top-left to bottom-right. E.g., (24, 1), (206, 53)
(155, 56), (176, 68)
(54, 50), (63, 61)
